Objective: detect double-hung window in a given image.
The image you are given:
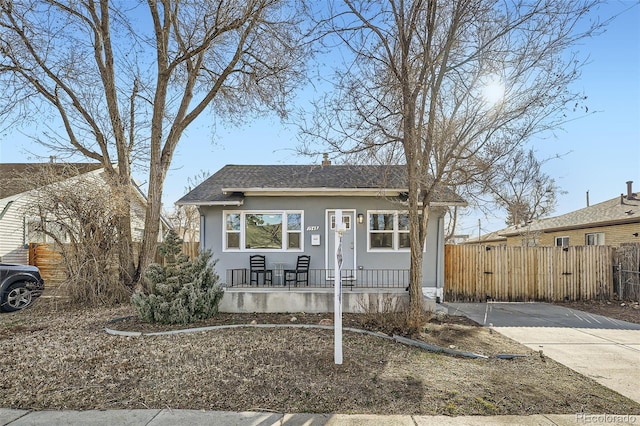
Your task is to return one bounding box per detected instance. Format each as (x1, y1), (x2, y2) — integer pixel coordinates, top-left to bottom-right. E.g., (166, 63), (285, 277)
(585, 232), (605, 246)
(224, 211), (303, 251)
(368, 211), (411, 251)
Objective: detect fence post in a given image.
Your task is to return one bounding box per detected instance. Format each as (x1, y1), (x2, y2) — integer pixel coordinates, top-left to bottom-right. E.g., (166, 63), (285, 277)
(618, 263), (623, 300)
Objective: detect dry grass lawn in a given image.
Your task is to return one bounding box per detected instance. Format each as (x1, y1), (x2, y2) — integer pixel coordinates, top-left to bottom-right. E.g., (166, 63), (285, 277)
(1, 301), (639, 415)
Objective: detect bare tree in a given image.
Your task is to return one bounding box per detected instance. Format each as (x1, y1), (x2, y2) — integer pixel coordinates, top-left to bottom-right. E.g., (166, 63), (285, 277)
(20, 164), (130, 305)
(168, 170), (210, 244)
(485, 149), (562, 226)
(0, 0), (307, 289)
(305, 0), (605, 313)
(443, 148), (563, 240)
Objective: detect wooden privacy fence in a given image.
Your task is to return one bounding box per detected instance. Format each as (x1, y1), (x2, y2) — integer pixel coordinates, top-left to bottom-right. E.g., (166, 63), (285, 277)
(444, 245), (615, 302)
(615, 243), (640, 301)
(30, 242), (201, 288)
(29, 243), (66, 288)
(152, 242), (200, 265)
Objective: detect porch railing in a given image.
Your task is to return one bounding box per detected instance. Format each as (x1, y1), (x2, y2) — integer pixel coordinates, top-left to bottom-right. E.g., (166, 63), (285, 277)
(224, 268), (409, 289)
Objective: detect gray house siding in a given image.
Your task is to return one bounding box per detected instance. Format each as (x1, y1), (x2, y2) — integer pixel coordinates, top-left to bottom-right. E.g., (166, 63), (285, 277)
(0, 165), (168, 265)
(200, 195), (445, 290)
(0, 195), (30, 264)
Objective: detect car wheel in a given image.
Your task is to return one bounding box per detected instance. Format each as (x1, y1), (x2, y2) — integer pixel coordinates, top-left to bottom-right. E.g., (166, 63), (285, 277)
(1, 282), (33, 312)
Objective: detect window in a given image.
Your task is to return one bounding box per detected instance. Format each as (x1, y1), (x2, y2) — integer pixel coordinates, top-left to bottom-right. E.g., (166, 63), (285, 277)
(286, 213), (302, 249)
(368, 211), (411, 251)
(585, 232), (605, 246)
(224, 211), (303, 251)
(25, 217), (46, 244)
(245, 213), (282, 249)
(330, 214), (351, 231)
(555, 236), (569, 247)
(25, 216), (69, 244)
(225, 213), (241, 249)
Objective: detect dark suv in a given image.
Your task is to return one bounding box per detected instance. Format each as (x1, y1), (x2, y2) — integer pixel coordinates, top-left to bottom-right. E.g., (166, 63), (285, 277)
(0, 263), (45, 312)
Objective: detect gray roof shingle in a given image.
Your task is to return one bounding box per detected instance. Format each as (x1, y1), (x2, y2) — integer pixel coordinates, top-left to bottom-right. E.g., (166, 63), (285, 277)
(177, 164), (465, 205)
(500, 194), (640, 235)
(0, 163), (103, 199)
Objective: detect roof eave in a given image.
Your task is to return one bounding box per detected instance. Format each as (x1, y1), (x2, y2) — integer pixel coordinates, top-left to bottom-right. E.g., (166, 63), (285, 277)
(176, 200), (244, 207)
(429, 201), (468, 207)
(221, 187), (407, 196)
(501, 216), (640, 235)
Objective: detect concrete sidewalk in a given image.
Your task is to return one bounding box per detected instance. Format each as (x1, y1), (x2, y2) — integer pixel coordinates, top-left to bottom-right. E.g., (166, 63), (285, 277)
(3, 409), (632, 425)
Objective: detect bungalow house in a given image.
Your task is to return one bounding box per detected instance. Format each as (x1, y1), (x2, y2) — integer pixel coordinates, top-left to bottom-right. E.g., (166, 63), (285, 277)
(472, 181), (640, 247)
(0, 162), (170, 265)
(176, 161), (466, 313)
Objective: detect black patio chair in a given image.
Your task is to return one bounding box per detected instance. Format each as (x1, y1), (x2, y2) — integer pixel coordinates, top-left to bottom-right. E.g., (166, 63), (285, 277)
(249, 255), (272, 285)
(284, 255), (311, 287)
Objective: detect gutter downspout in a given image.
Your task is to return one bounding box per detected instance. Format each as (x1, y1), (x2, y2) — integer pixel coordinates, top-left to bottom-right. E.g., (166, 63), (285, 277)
(0, 200), (14, 220)
(199, 212), (205, 253)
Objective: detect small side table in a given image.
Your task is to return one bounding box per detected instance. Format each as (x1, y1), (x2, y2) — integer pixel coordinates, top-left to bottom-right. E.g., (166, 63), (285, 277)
(273, 263), (286, 286)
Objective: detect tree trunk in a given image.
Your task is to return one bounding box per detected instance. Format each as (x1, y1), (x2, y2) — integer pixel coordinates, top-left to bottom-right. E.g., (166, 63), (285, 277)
(406, 153), (425, 314)
(103, 165), (136, 289)
(135, 153), (166, 290)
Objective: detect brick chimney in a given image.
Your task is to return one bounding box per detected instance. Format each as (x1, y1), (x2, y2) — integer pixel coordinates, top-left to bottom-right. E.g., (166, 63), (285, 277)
(321, 153), (331, 166)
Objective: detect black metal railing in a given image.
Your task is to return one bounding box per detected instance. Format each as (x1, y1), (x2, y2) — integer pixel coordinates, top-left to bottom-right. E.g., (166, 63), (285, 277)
(225, 268), (409, 289)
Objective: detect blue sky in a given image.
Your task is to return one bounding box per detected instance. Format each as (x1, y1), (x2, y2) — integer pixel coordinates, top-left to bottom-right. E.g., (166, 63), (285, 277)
(459, 0), (640, 235)
(1, 1), (638, 237)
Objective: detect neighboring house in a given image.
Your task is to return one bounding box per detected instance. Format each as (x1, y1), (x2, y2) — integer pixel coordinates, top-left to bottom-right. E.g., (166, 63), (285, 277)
(460, 230), (507, 246)
(177, 161), (466, 312)
(472, 181), (640, 247)
(0, 162), (170, 264)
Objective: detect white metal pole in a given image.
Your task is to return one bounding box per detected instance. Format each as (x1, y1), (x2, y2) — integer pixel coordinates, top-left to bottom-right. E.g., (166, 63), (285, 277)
(334, 209), (343, 365)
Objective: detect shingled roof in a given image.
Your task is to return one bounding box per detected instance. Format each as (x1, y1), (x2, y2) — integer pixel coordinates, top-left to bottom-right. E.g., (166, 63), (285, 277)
(500, 193), (640, 236)
(177, 164), (466, 206)
(0, 163), (103, 199)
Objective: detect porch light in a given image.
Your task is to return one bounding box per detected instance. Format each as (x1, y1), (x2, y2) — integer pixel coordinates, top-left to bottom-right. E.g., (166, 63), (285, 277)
(357, 213), (364, 224)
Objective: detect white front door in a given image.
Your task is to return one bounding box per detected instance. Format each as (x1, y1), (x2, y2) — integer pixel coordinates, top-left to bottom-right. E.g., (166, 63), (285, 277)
(326, 209), (356, 280)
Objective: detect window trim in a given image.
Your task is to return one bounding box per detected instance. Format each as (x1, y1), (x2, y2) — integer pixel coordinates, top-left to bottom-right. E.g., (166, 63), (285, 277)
(555, 236), (569, 247)
(24, 215), (70, 244)
(223, 210), (304, 252)
(366, 210), (414, 252)
(585, 232), (605, 246)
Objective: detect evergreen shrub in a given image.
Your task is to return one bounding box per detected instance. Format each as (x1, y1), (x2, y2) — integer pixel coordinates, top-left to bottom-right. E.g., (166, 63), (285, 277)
(131, 230), (223, 324)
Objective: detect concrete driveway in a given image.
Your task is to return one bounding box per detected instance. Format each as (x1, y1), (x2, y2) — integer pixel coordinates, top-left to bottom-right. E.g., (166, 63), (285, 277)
(444, 302), (640, 404)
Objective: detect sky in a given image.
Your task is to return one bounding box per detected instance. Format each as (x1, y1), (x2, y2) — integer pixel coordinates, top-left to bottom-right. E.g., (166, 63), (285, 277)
(1, 1), (639, 237)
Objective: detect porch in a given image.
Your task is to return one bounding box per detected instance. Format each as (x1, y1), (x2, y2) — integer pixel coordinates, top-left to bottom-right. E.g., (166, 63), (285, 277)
(224, 268), (410, 289)
(220, 268), (439, 314)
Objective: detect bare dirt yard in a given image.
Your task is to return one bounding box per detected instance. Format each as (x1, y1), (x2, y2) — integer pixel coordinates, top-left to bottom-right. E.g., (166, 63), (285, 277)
(1, 300), (639, 416)
(554, 299), (640, 325)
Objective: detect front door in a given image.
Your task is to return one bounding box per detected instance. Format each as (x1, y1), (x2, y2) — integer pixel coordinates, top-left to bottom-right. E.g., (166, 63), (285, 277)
(326, 209), (356, 280)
